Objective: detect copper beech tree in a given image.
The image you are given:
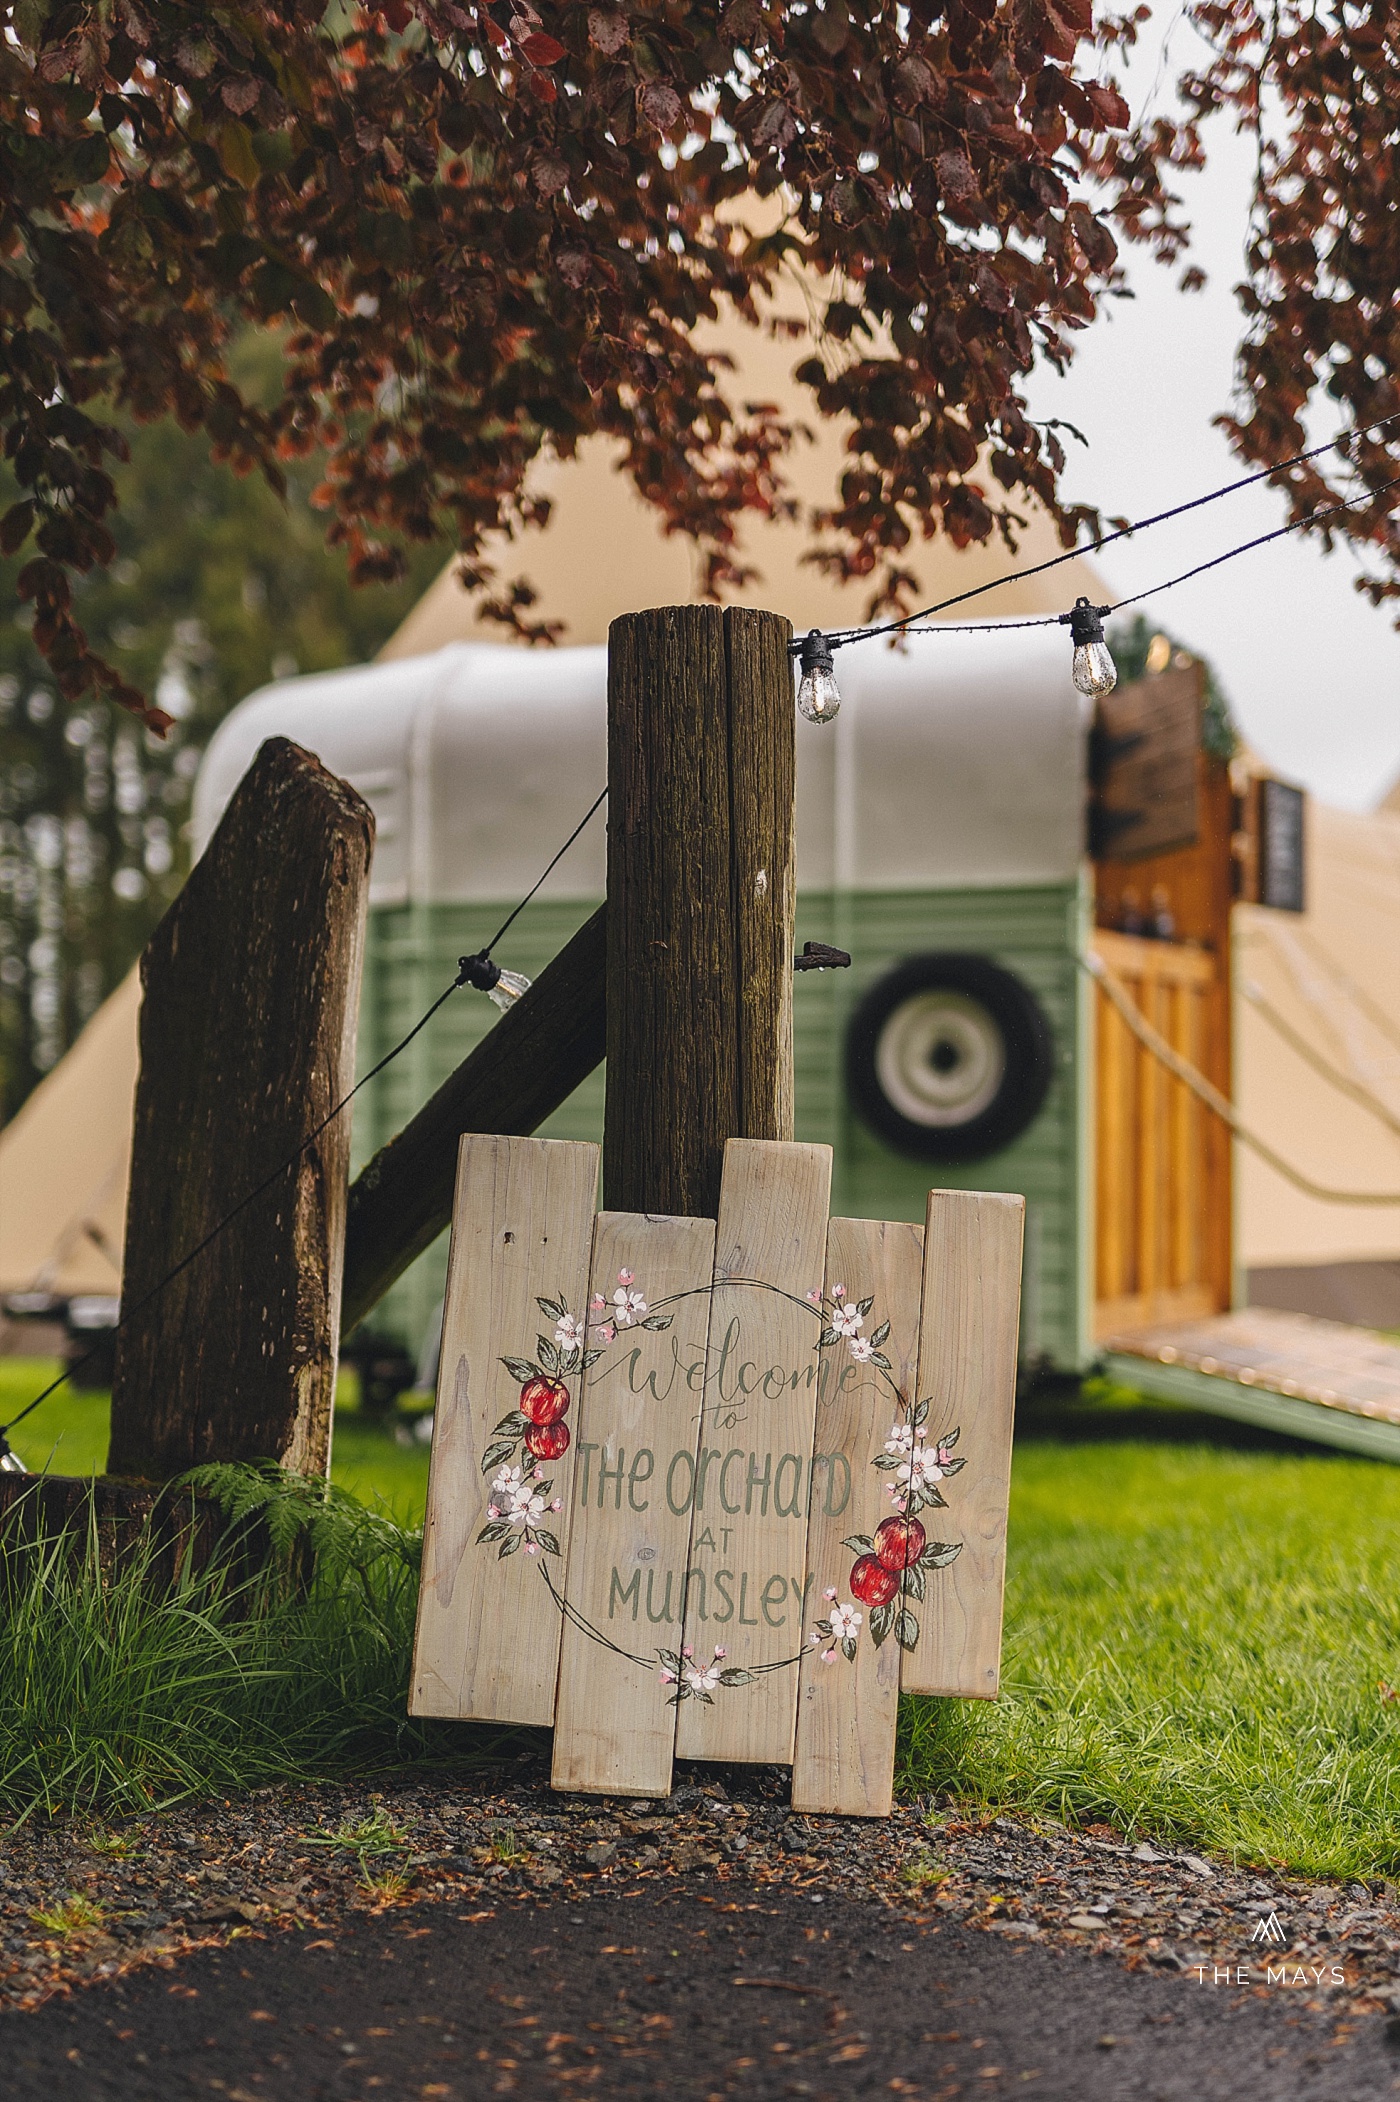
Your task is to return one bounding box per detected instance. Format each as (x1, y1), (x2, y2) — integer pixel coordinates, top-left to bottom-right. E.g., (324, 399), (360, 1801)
(3, 1), (1399, 730)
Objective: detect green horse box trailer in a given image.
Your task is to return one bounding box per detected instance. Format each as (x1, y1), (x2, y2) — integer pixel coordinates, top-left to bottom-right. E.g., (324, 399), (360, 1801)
(193, 627), (1095, 1376)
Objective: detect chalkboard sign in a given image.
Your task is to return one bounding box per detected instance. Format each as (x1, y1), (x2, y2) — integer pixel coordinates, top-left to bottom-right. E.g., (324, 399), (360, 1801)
(1258, 777), (1306, 914)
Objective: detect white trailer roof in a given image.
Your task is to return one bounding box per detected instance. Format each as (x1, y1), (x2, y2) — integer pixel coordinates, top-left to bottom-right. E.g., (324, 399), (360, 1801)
(192, 626), (1089, 903)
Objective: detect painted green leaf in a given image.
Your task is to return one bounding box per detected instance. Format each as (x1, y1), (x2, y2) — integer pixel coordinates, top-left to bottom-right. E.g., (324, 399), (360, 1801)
(942, 1425), (961, 1450)
(912, 1397), (931, 1426)
(870, 1319), (890, 1348)
(896, 1608), (919, 1651)
(718, 1667), (755, 1686)
(500, 1357), (538, 1385)
(476, 1521), (509, 1544)
(840, 1636), (857, 1662)
(498, 1531), (522, 1559)
(536, 1296), (566, 1321)
(537, 1335), (560, 1375)
(492, 1410), (528, 1436)
(481, 1441), (516, 1474)
(534, 1529), (561, 1557)
(842, 1534), (874, 1554)
(641, 1314), (672, 1331)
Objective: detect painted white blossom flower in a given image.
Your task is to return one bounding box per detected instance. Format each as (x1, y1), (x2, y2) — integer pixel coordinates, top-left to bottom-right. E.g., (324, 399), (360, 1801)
(848, 1335), (875, 1362)
(684, 1661), (723, 1694)
(831, 1283), (847, 1301)
(831, 1301), (864, 1339)
(506, 1483), (547, 1528)
(591, 1293), (607, 1312)
(492, 1463), (525, 1497)
(884, 1422), (914, 1456)
(617, 1269), (635, 1286)
(829, 1601), (862, 1642)
(554, 1312), (584, 1349)
(821, 1648), (837, 1664)
(823, 1585), (838, 1602)
(895, 1446), (945, 1497)
(592, 1321), (616, 1344)
(613, 1286), (648, 1326)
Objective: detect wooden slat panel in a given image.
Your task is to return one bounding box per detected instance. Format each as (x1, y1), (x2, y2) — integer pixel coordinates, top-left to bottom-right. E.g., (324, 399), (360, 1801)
(1096, 984), (1127, 1305)
(1095, 929), (1213, 987)
(551, 1211), (717, 1799)
(675, 1138), (833, 1767)
(411, 1135), (599, 1725)
(902, 1190), (1024, 1700)
(792, 1217), (924, 1819)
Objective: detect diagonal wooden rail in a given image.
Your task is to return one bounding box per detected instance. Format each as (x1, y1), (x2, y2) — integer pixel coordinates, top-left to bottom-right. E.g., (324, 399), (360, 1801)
(339, 905), (607, 1337)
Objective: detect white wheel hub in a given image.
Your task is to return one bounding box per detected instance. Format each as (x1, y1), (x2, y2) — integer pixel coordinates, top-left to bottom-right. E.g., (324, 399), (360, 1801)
(873, 990), (1007, 1129)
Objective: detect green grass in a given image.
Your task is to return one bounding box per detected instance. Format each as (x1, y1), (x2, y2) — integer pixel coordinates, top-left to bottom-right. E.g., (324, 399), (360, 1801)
(898, 1432), (1400, 1879)
(7, 1359), (1400, 1876)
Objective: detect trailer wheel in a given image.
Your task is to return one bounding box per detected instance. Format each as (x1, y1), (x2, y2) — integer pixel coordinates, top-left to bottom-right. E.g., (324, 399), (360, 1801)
(846, 953), (1054, 1163)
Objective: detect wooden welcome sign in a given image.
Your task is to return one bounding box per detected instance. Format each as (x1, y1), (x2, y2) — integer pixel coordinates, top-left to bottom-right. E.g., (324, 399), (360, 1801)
(411, 1134), (1023, 1817)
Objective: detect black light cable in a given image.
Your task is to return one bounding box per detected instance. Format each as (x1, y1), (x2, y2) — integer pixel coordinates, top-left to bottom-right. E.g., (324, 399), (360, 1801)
(0, 782), (611, 1466)
(792, 468), (1400, 722)
(794, 406), (1400, 659)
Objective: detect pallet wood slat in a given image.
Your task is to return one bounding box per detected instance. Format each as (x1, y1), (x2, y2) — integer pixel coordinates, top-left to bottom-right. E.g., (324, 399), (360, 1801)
(411, 1134), (599, 1726)
(340, 905), (607, 1337)
(901, 1189), (1024, 1701)
(108, 737), (374, 1480)
(675, 1137), (832, 1768)
(791, 1217), (924, 1819)
(551, 1210), (717, 1799)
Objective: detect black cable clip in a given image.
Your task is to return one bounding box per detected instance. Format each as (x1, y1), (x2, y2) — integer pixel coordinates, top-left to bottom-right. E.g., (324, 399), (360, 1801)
(794, 942), (852, 973)
(456, 951), (503, 993)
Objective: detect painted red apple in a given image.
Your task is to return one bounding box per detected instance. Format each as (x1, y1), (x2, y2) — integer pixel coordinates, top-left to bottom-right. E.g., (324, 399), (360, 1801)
(520, 1375), (569, 1425)
(525, 1419), (570, 1460)
(874, 1515), (926, 1572)
(849, 1553), (900, 1608)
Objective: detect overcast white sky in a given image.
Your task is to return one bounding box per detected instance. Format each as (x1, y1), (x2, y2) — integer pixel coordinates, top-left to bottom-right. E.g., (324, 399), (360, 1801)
(1025, 13), (1400, 813)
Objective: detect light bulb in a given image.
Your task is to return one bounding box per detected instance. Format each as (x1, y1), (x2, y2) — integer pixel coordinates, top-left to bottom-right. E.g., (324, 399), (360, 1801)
(1066, 597), (1117, 699)
(457, 951), (532, 1010)
(0, 1439), (25, 1474)
(487, 967), (531, 1012)
(796, 629), (841, 724)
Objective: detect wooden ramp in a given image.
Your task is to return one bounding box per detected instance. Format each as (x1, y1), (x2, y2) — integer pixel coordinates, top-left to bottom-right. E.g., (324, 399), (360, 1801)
(1101, 1308), (1400, 1462)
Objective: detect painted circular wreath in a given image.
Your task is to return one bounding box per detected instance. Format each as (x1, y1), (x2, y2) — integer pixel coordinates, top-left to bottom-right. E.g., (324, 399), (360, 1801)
(846, 952), (1055, 1164)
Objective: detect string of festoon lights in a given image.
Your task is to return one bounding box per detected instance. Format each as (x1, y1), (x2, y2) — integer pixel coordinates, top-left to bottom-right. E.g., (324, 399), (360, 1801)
(788, 414), (1400, 724)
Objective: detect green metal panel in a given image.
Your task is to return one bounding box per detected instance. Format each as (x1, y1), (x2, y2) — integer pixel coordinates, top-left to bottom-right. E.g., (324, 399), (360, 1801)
(351, 878), (1090, 1371)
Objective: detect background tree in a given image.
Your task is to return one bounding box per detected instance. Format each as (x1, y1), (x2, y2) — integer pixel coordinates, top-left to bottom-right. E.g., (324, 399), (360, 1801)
(0, 327), (440, 1114)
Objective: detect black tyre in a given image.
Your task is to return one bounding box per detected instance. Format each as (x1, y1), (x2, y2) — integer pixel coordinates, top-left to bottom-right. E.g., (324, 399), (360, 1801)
(846, 953), (1055, 1163)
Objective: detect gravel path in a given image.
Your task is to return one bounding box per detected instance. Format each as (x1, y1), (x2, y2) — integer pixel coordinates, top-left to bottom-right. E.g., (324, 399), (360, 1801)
(4, 1763), (1400, 2096)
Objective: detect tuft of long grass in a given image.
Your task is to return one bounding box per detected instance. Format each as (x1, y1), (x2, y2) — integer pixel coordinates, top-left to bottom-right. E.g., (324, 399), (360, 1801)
(0, 1471), (507, 1822)
(897, 1440), (1400, 1879)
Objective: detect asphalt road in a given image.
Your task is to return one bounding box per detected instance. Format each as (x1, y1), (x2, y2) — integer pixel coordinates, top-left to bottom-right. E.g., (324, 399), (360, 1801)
(6, 1885), (1400, 2101)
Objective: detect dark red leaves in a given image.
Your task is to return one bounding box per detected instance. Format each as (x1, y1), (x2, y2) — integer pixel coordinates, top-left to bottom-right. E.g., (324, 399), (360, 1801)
(587, 9), (630, 54)
(5, 0), (1380, 719)
(518, 31), (566, 65)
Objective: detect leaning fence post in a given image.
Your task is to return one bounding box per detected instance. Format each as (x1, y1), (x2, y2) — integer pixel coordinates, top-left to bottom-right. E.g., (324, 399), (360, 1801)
(604, 605), (796, 1215)
(106, 737), (374, 1480)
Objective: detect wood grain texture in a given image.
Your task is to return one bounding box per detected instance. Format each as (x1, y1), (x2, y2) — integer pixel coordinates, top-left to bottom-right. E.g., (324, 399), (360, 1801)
(341, 905), (606, 1337)
(411, 1135), (598, 1726)
(792, 1217), (924, 1818)
(108, 738), (373, 1481)
(675, 1138), (832, 1767)
(725, 608), (796, 1146)
(901, 1190), (1024, 1701)
(551, 1210), (717, 1798)
(604, 606), (794, 1220)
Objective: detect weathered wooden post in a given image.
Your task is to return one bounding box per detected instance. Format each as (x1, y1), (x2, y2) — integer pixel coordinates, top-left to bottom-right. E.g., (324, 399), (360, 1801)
(107, 737), (373, 1480)
(605, 605), (795, 1212)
